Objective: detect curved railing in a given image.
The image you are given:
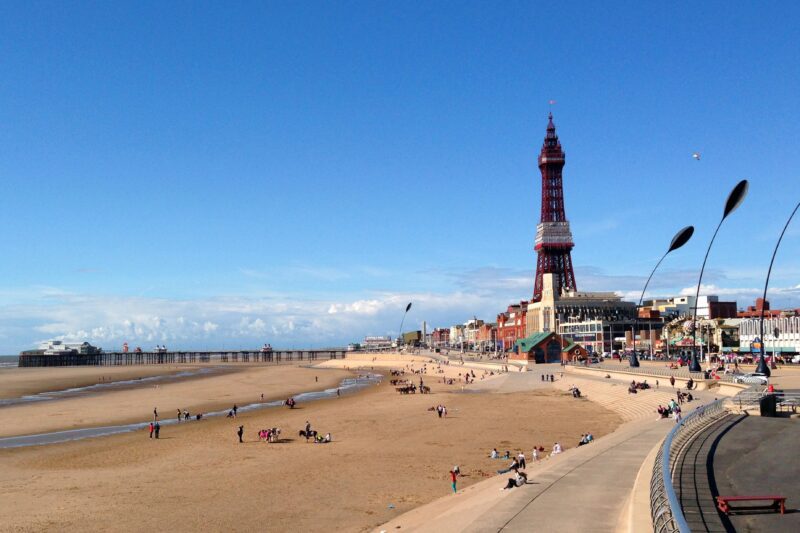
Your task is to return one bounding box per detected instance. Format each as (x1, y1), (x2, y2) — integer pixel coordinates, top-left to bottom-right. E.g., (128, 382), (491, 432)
(650, 398), (729, 533)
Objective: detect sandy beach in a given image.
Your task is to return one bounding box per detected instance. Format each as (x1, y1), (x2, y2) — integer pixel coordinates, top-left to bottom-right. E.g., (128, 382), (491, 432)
(0, 358), (620, 532)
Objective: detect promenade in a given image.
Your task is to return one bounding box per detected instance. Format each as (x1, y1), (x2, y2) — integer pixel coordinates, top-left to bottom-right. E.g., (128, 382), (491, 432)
(377, 366), (715, 533)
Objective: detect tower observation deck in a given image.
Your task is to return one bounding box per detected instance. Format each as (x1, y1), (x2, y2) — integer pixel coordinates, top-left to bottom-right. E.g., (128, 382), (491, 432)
(532, 113), (577, 302)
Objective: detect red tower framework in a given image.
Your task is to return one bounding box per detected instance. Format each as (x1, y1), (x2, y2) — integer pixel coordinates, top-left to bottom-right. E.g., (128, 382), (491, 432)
(532, 113), (577, 302)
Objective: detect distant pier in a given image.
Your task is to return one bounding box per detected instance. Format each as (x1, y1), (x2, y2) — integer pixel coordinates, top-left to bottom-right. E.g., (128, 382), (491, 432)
(18, 349), (346, 367)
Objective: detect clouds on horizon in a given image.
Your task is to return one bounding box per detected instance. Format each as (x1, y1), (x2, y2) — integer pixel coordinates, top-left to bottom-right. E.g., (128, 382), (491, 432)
(1, 265), (799, 353)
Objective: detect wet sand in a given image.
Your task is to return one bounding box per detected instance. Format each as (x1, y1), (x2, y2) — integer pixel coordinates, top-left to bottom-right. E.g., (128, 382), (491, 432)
(0, 361), (621, 532)
(0, 365), (206, 399)
(0, 365), (348, 438)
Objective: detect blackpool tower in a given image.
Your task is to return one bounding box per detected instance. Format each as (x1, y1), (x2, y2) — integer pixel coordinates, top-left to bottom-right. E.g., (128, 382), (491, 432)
(532, 113), (577, 302)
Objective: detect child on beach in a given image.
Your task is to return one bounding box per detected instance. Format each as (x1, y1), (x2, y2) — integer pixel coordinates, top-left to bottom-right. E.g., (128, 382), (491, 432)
(450, 469), (458, 493)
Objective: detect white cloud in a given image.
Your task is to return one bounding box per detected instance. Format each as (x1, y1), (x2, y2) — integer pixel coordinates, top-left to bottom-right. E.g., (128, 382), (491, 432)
(1, 267), (798, 353)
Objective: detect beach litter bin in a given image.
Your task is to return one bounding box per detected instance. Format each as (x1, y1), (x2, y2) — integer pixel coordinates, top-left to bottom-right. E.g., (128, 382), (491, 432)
(759, 394), (777, 417)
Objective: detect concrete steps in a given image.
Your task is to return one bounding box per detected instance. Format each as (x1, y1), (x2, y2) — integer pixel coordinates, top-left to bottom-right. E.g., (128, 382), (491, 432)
(554, 375), (703, 422)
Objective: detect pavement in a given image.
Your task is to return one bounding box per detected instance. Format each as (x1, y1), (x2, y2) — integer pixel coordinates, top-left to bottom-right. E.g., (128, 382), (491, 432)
(710, 415), (800, 532)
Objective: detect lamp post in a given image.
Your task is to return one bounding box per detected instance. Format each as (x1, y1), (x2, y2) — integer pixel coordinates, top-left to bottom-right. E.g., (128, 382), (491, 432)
(397, 302), (412, 349)
(690, 180), (749, 372)
(756, 200), (800, 377)
(630, 226), (695, 367)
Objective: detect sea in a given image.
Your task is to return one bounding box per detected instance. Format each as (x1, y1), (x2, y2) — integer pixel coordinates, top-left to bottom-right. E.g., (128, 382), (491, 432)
(0, 355), (19, 368)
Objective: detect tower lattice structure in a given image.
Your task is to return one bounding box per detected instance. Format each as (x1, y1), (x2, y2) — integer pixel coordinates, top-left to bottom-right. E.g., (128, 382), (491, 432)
(532, 113), (577, 302)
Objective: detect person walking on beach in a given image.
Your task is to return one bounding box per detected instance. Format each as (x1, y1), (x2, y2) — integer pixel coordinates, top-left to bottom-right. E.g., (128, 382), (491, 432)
(517, 451), (526, 469)
(336, 388), (340, 397)
(177, 409), (182, 422)
(532, 447), (540, 462)
(315, 376), (318, 383)
(237, 425), (244, 443)
(450, 468), (458, 493)
(149, 422), (154, 438)
(154, 422), (160, 439)
(670, 375), (675, 388)
(153, 407), (158, 421)
(232, 404), (238, 418)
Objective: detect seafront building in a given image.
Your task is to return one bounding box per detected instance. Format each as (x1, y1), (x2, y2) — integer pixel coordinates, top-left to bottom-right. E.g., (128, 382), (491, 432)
(496, 301), (528, 350)
(362, 336), (393, 350)
(736, 299), (800, 355)
(431, 328), (450, 348)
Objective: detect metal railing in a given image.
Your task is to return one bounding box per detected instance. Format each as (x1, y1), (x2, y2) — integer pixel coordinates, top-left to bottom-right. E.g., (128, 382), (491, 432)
(650, 398), (729, 533)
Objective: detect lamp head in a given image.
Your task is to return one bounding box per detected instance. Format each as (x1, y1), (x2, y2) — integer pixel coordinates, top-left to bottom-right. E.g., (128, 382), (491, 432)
(723, 179), (749, 220)
(667, 225), (694, 253)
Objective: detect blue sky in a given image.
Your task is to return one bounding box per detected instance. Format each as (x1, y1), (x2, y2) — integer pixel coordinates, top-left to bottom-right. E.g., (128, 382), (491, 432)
(1, 1), (799, 352)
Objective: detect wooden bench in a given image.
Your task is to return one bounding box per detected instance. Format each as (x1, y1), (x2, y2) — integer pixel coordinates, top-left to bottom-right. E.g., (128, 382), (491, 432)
(716, 495), (786, 515)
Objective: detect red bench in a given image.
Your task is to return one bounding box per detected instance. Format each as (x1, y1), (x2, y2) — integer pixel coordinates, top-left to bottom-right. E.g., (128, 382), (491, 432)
(716, 495), (786, 515)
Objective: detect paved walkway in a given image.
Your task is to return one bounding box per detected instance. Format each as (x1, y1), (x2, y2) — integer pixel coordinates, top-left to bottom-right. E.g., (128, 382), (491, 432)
(674, 413), (745, 532)
(376, 371), (714, 532)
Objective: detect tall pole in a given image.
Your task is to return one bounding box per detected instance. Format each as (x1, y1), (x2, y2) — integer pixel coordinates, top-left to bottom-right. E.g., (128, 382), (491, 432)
(690, 180), (749, 372)
(630, 226), (695, 367)
(756, 200), (800, 377)
(398, 302), (412, 349)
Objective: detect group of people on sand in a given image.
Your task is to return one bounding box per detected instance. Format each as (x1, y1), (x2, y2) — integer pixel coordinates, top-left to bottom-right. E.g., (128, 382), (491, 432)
(657, 396), (694, 423)
(302, 421), (332, 443)
(148, 407), (204, 437)
(568, 385), (582, 398)
(489, 443), (557, 469)
(577, 433), (594, 446)
(458, 370), (476, 384)
(226, 404), (239, 418)
(174, 408), (203, 422)
(493, 449), (534, 490)
(628, 379), (651, 394)
(541, 374), (554, 382)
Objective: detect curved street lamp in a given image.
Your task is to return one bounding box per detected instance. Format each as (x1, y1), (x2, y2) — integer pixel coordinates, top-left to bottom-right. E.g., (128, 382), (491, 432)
(690, 180), (749, 372)
(397, 302), (412, 347)
(755, 200), (800, 377)
(630, 226), (695, 367)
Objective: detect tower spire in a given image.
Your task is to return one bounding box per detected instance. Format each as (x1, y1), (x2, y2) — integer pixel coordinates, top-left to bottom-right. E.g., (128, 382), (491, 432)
(532, 113), (577, 302)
